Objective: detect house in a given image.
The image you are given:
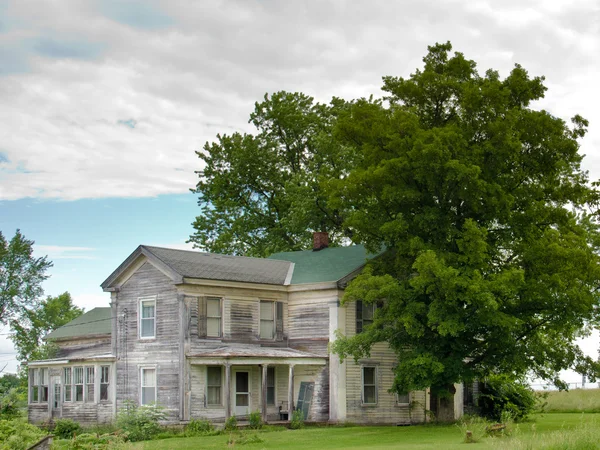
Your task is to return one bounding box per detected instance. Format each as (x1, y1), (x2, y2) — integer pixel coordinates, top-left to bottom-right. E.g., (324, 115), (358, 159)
(27, 233), (465, 425)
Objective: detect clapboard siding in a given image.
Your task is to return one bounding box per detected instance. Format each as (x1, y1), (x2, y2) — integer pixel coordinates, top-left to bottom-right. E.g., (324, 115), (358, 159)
(115, 262), (180, 421)
(55, 337), (111, 359)
(293, 365), (329, 421)
(227, 300), (257, 340)
(344, 302), (427, 424)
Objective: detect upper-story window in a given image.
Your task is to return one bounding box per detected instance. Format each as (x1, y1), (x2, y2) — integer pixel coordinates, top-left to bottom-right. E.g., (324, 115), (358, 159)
(139, 296), (156, 339)
(206, 297), (222, 337)
(356, 300), (375, 334)
(260, 301), (275, 339)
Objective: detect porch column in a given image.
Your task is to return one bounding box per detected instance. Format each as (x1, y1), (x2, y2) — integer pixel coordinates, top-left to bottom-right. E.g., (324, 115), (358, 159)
(261, 364), (268, 423)
(287, 364), (294, 422)
(224, 363), (231, 419)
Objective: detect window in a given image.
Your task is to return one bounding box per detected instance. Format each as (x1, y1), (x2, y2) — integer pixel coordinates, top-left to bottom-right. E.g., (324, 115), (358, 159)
(100, 366), (110, 401)
(141, 368), (156, 405)
(140, 297), (156, 338)
(64, 368), (72, 402)
(74, 366), (84, 402)
(356, 301), (376, 334)
(266, 367), (275, 405)
(260, 301), (275, 339)
(85, 367), (95, 402)
(362, 366), (377, 405)
(206, 366), (222, 406)
(30, 368), (46, 402)
(206, 297), (222, 337)
(396, 392), (410, 405)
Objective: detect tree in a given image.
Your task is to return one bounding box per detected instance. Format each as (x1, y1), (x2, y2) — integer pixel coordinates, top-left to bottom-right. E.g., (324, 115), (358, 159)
(331, 42), (600, 395)
(0, 230), (52, 326)
(10, 292), (83, 362)
(190, 91), (355, 257)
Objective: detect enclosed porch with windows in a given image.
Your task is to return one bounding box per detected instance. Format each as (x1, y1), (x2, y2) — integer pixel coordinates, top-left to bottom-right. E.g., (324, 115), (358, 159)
(186, 347), (328, 423)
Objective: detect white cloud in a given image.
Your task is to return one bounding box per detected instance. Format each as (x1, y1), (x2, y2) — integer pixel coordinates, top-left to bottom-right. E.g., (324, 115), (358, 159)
(34, 244), (97, 259)
(0, 0), (599, 201)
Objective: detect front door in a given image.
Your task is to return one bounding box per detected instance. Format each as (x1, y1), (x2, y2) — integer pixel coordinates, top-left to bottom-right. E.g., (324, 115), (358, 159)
(50, 375), (61, 418)
(234, 371), (250, 416)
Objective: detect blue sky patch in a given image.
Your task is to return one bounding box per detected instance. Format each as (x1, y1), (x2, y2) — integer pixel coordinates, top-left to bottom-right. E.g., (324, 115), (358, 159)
(99, 0), (173, 29)
(34, 37), (104, 60)
(117, 118), (137, 129)
(0, 152), (9, 164)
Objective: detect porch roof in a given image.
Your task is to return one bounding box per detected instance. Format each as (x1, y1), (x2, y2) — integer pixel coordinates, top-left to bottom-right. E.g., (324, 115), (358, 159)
(188, 346), (327, 365)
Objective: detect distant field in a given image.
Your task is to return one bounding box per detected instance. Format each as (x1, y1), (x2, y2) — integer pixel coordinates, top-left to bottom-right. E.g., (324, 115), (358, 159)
(539, 387), (600, 413)
(134, 413), (600, 450)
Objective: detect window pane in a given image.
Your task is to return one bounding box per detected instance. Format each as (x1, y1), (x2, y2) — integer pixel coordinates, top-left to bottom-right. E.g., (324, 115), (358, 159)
(86, 367), (95, 383)
(363, 367), (375, 385)
(207, 317), (221, 337)
(64, 368), (72, 384)
(142, 302), (155, 319)
(364, 386), (376, 404)
(141, 318), (155, 337)
(100, 384), (108, 401)
(74, 367), (84, 384)
(207, 367), (221, 386)
(207, 298), (221, 317)
(236, 394), (249, 407)
(397, 393), (410, 404)
(260, 320), (274, 339)
(76, 385), (83, 402)
(363, 303), (374, 320)
(142, 369), (156, 387)
(101, 366), (109, 384)
(207, 386), (221, 405)
(236, 372), (248, 392)
(40, 386), (48, 402)
(64, 385), (72, 402)
(142, 387), (156, 405)
(260, 302), (273, 320)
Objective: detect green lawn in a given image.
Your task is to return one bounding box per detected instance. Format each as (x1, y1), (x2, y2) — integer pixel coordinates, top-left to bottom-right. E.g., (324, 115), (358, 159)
(135, 413), (600, 449)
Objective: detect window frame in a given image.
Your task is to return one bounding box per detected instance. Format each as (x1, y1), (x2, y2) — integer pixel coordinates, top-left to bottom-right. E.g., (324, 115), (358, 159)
(259, 300), (275, 340)
(140, 366), (157, 406)
(139, 296), (157, 339)
(361, 366), (378, 406)
(266, 366), (276, 406)
(206, 297), (222, 338)
(356, 301), (376, 334)
(74, 366), (85, 402)
(85, 366), (95, 403)
(63, 367), (72, 402)
(206, 366), (222, 406)
(396, 392), (410, 406)
(100, 365), (110, 401)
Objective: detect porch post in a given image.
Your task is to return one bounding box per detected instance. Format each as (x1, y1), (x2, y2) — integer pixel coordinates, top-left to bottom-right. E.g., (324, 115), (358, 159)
(287, 364), (294, 422)
(224, 363), (231, 419)
(261, 364), (268, 423)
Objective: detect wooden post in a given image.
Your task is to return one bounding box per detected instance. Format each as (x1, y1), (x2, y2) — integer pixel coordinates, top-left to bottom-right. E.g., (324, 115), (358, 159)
(224, 363), (231, 419)
(287, 364), (294, 422)
(261, 365), (268, 423)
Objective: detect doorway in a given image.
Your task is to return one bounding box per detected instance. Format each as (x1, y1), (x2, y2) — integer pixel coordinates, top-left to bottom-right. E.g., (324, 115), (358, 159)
(234, 371), (250, 416)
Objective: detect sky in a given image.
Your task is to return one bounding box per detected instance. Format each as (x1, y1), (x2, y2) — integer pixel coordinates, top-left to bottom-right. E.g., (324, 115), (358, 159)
(1, 0), (599, 383)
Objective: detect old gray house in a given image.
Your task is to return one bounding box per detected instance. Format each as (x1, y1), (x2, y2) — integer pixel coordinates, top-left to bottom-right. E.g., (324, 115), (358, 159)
(27, 233), (465, 425)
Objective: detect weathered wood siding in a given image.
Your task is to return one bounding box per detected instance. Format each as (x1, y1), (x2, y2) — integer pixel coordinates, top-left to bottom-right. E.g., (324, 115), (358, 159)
(55, 337), (111, 359)
(115, 262), (180, 421)
(343, 303), (427, 424)
(293, 364), (329, 422)
(287, 289), (334, 356)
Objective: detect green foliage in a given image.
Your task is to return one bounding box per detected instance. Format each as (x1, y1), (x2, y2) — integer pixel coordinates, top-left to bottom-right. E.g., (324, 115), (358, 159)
(190, 91), (355, 257)
(0, 418), (45, 450)
(331, 42), (600, 395)
(456, 415), (490, 443)
(0, 386), (26, 419)
(290, 410), (305, 429)
(477, 375), (538, 422)
(184, 418), (215, 436)
(116, 401), (166, 442)
(11, 292), (83, 363)
(51, 432), (126, 449)
(53, 418), (82, 439)
(230, 432), (265, 445)
(248, 410), (263, 429)
(542, 388), (600, 413)
(0, 230), (52, 327)
(224, 415), (237, 431)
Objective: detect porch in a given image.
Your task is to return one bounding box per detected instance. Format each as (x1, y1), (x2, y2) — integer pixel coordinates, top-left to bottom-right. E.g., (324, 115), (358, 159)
(186, 347), (328, 423)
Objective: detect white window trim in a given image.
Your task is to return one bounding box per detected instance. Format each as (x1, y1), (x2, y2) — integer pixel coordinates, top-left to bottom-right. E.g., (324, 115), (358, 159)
(206, 365), (223, 407)
(139, 296), (157, 339)
(85, 366), (95, 403)
(396, 392), (411, 406)
(361, 366), (378, 405)
(139, 365), (158, 406)
(206, 297), (223, 338)
(100, 365), (110, 402)
(259, 300), (276, 340)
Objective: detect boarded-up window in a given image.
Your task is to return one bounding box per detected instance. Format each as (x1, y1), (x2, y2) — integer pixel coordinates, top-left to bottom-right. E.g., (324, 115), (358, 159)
(85, 367), (95, 402)
(140, 297), (156, 338)
(260, 301), (274, 339)
(74, 367), (84, 402)
(207, 366), (222, 406)
(267, 367), (275, 405)
(362, 366), (377, 405)
(356, 301), (376, 334)
(100, 366), (110, 401)
(141, 368), (156, 405)
(64, 367), (72, 402)
(207, 297), (222, 337)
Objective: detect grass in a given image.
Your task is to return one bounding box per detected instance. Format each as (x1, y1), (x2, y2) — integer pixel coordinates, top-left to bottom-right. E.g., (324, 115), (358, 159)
(133, 413), (600, 449)
(541, 388), (600, 413)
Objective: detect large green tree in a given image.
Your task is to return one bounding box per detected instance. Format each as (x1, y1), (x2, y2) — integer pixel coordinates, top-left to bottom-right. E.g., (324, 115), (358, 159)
(190, 91), (355, 257)
(331, 42), (600, 393)
(0, 230), (52, 327)
(10, 292), (83, 362)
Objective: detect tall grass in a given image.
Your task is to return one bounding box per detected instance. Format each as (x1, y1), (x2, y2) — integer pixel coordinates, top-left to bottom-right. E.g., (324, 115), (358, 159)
(494, 419), (600, 449)
(541, 388), (600, 413)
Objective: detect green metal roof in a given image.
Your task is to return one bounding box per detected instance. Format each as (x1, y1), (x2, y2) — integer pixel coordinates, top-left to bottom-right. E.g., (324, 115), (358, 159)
(268, 245), (378, 284)
(46, 307), (112, 340)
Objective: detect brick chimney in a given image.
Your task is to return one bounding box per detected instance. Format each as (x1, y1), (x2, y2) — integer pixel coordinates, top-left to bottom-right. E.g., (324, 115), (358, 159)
(313, 232), (329, 251)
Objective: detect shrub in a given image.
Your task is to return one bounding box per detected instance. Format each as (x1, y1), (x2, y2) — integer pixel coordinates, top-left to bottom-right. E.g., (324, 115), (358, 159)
(478, 375), (537, 422)
(116, 401), (166, 442)
(0, 387), (25, 419)
(0, 419), (45, 450)
(53, 418), (82, 439)
(457, 415), (490, 443)
(185, 418), (215, 436)
(224, 415), (237, 431)
(290, 410), (304, 429)
(248, 410), (263, 429)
